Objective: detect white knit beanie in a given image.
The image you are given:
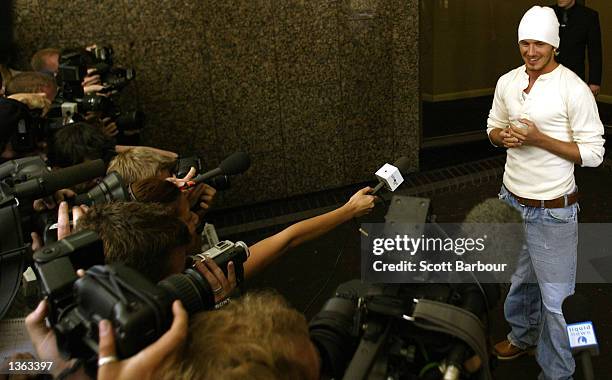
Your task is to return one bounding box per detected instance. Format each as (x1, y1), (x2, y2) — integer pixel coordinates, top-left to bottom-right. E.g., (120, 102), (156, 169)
(518, 6), (560, 48)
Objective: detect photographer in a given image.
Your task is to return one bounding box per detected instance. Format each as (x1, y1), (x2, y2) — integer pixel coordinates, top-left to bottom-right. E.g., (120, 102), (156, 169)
(48, 122), (116, 168)
(107, 147), (181, 184)
(31, 47), (104, 95)
(47, 121), (176, 169)
(1, 72), (56, 162)
(0, 92), (49, 162)
(5, 72), (57, 103)
(110, 148), (216, 216)
(73, 202), (233, 297)
(20, 200), (231, 379)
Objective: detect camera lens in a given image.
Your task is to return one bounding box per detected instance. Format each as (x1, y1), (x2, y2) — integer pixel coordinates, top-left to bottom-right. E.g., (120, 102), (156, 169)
(81, 94), (112, 113)
(115, 110), (145, 131)
(158, 268), (215, 314)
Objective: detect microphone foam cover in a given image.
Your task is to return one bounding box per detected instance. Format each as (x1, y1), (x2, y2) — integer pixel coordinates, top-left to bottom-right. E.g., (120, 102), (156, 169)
(219, 152), (251, 175)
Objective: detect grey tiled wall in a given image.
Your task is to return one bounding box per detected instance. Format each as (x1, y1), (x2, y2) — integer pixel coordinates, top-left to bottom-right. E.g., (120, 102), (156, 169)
(12, 0), (419, 208)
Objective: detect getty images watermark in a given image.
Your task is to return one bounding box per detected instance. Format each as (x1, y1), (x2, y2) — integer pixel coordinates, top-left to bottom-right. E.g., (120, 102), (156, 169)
(360, 223), (612, 284)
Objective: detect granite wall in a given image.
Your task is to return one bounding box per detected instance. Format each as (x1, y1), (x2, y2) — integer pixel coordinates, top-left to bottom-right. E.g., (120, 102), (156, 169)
(11, 0), (419, 208)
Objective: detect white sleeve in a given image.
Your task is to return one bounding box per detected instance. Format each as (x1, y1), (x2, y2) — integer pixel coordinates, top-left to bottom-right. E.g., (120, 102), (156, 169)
(566, 79), (605, 167)
(486, 76), (509, 146)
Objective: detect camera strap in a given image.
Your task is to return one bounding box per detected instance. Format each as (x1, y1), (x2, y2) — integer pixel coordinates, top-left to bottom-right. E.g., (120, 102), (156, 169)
(341, 319), (391, 380)
(412, 299), (491, 380)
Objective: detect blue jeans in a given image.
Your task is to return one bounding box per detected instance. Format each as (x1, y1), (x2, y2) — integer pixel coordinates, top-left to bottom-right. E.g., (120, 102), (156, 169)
(498, 185), (578, 380)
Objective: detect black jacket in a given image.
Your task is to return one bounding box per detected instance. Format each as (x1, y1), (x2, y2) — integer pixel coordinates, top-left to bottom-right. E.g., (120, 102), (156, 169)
(0, 97), (30, 148)
(552, 3), (602, 85)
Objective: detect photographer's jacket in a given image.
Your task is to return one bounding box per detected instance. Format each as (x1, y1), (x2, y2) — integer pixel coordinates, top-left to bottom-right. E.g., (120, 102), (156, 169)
(0, 97), (31, 160)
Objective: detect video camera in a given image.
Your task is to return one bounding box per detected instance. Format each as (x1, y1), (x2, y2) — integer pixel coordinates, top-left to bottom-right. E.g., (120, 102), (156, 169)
(57, 46), (135, 100)
(31, 233), (249, 374)
(0, 157), (106, 318)
(308, 195), (501, 380)
(19, 46), (143, 149)
(310, 280), (499, 380)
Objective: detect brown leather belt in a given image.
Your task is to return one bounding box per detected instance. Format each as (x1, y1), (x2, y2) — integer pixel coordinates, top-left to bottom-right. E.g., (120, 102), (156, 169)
(507, 189), (579, 208)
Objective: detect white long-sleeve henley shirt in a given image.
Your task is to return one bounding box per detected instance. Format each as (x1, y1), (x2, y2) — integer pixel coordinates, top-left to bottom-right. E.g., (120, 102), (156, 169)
(487, 64), (605, 199)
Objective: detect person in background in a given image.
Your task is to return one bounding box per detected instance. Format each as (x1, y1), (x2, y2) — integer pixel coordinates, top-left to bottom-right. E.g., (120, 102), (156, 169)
(553, 0), (602, 97)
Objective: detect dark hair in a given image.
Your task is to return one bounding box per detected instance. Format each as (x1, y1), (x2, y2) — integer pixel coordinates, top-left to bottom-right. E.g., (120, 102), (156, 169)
(76, 202), (191, 282)
(48, 122), (115, 167)
(130, 177), (181, 205)
(5, 71), (55, 95)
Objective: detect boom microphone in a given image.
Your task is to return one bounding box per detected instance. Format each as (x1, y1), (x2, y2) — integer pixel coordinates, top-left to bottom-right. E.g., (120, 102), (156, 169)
(191, 152), (251, 185)
(12, 159), (106, 199)
(371, 156), (411, 195)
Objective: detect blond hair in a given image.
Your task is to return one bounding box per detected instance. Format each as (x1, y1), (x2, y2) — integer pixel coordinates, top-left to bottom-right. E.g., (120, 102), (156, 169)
(5, 71), (56, 96)
(160, 292), (314, 380)
(107, 147), (176, 184)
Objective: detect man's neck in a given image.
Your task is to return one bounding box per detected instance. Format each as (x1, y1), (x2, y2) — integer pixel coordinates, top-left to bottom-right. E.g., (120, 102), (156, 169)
(526, 62), (559, 83)
(560, 1), (576, 10)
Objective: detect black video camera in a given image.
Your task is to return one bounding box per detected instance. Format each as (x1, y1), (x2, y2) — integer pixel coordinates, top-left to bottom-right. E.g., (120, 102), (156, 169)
(33, 233), (250, 372)
(309, 280), (499, 380)
(52, 47), (141, 137)
(0, 158), (106, 318)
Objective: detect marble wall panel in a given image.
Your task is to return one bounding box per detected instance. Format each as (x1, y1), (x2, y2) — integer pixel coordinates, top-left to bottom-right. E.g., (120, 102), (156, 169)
(215, 150), (288, 206)
(280, 83), (342, 144)
(123, 0), (205, 40)
(140, 100), (213, 156)
(284, 136), (344, 196)
(129, 36), (210, 105)
(11, 0), (420, 208)
(212, 82), (283, 156)
(202, 0), (274, 31)
(275, 0), (340, 88)
(10, 0), (44, 67)
(206, 25), (277, 86)
(342, 135), (396, 184)
(36, 0), (128, 43)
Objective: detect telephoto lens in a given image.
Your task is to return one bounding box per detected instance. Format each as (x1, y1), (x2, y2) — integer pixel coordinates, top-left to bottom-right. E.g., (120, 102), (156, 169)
(51, 263), (215, 361)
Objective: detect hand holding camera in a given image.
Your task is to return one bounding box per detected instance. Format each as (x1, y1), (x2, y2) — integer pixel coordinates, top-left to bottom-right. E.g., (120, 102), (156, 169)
(96, 300), (188, 380)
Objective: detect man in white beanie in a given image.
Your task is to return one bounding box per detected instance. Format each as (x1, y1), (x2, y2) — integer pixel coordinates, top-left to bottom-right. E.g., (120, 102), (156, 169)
(486, 5), (604, 380)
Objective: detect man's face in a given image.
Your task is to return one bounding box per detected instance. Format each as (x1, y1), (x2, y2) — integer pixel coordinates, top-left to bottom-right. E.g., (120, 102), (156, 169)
(519, 40), (556, 74)
(41, 84), (58, 102)
(45, 53), (60, 73)
(557, 0), (576, 9)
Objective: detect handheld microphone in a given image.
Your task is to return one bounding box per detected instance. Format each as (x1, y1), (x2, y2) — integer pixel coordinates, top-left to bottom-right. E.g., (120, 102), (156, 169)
(191, 152), (251, 185)
(371, 156), (410, 195)
(562, 294), (598, 380)
(12, 159), (106, 199)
